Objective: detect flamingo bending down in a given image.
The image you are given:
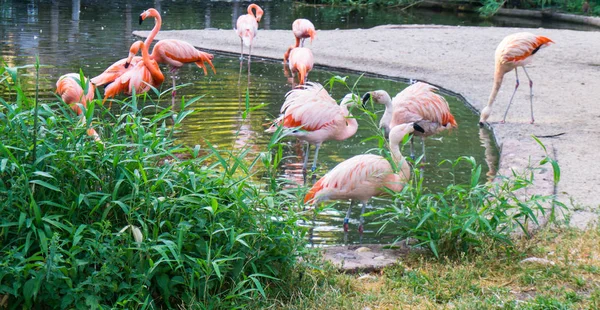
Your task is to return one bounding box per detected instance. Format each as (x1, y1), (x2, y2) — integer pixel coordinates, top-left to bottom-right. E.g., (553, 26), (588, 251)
(305, 123), (424, 233)
(284, 46), (314, 86)
(101, 41), (164, 104)
(267, 83), (359, 175)
(479, 32), (553, 125)
(90, 42), (143, 88)
(235, 4), (263, 68)
(56, 73), (100, 141)
(138, 8), (216, 107)
(363, 82), (457, 161)
(292, 19), (316, 47)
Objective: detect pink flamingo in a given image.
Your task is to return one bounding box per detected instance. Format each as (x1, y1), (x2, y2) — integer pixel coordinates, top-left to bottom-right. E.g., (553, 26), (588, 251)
(138, 8), (216, 107)
(101, 40), (164, 104)
(267, 83), (359, 174)
(305, 123), (424, 233)
(479, 32), (553, 125)
(292, 19), (316, 47)
(235, 4), (263, 69)
(90, 42), (143, 89)
(56, 73), (100, 141)
(363, 82), (457, 160)
(283, 45), (314, 86)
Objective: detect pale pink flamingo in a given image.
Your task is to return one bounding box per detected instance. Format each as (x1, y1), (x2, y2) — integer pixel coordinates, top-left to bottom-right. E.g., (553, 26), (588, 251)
(56, 73), (100, 141)
(235, 4), (263, 71)
(267, 83), (359, 174)
(284, 46), (314, 86)
(138, 8), (216, 107)
(101, 41), (164, 104)
(363, 82), (457, 161)
(479, 32), (553, 125)
(292, 19), (316, 47)
(305, 123), (424, 233)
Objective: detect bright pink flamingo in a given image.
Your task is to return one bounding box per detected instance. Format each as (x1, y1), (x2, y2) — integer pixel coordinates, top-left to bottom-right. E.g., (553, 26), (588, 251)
(138, 8), (216, 107)
(101, 41), (164, 104)
(363, 82), (457, 160)
(305, 123), (424, 233)
(479, 32), (553, 125)
(267, 83), (359, 174)
(284, 46), (314, 86)
(292, 19), (316, 47)
(235, 4), (263, 69)
(56, 73), (100, 141)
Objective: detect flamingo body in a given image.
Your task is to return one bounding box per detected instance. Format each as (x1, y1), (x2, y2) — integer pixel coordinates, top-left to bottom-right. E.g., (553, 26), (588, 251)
(479, 32), (553, 124)
(292, 19), (316, 47)
(236, 4), (263, 48)
(287, 47), (314, 85)
(56, 73), (100, 140)
(151, 39), (216, 75)
(91, 42), (143, 87)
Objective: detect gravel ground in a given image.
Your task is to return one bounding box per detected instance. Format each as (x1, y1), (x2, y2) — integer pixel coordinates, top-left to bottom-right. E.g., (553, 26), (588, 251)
(134, 25), (600, 228)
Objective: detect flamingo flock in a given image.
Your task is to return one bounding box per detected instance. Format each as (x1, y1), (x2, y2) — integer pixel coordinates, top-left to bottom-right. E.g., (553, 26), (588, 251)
(55, 3), (553, 239)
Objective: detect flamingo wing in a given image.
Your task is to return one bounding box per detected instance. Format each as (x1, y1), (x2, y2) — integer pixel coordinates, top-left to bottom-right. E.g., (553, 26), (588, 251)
(497, 32), (554, 65)
(57, 73), (95, 113)
(91, 57), (142, 86)
(153, 39), (216, 74)
(305, 154), (394, 203)
(280, 82), (336, 113)
(391, 82), (456, 129)
(236, 15), (258, 47)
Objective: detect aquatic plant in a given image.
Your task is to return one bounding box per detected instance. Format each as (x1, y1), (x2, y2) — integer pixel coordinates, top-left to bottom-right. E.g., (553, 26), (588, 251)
(0, 63), (306, 308)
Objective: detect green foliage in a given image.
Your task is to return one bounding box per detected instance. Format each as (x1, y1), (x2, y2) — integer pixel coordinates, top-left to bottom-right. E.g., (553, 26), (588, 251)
(0, 64), (306, 308)
(479, 0), (600, 16)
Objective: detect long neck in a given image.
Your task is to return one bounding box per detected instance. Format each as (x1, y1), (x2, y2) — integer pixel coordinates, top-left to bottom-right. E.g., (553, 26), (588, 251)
(248, 4), (258, 18)
(480, 68), (504, 122)
(338, 105), (359, 141)
(390, 139), (410, 181)
(144, 13), (162, 54)
(141, 42), (164, 84)
(380, 99), (393, 130)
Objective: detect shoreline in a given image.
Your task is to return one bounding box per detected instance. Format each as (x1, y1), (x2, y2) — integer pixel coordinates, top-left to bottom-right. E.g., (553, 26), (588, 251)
(134, 25), (600, 229)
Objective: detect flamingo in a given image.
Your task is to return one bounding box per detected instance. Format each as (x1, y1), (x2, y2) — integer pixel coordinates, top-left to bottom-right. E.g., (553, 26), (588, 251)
(267, 83), (360, 175)
(283, 45), (314, 86)
(235, 4), (263, 70)
(292, 19), (316, 47)
(479, 32), (553, 125)
(90, 41), (143, 88)
(305, 123), (424, 233)
(138, 8), (216, 107)
(56, 73), (101, 141)
(363, 82), (457, 161)
(101, 40), (164, 104)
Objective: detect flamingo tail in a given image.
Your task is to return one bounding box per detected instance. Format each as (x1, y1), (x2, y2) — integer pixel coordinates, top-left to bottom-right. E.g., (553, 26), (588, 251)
(242, 30), (253, 47)
(297, 65), (307, 85)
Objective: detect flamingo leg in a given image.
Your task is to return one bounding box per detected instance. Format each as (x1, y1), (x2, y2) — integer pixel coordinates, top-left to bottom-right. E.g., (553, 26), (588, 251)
(239, 39), (244, 61)
(410, 136), (415, 160)
(247, 43), (252, 77)
(311, 143), (321, 172)
(522, 67), (535, 124)
(421, 136), (426, 162)
(502, 68), (520, 124)
(358, 201), (368, 234)
(171, 74), (176, 108)
(344, 200), (353, 232)
(302, 142), (310, 184)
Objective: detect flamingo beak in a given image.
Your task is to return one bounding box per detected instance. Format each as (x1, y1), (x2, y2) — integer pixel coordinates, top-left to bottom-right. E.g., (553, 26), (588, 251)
(361, 92), (371, 108)
(139, 15), (144, 25)
(413, 123), (425, 133)
(125, 62), (130, 69)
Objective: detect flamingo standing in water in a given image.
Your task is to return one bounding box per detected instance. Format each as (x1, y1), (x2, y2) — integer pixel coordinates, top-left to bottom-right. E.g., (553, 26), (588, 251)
(305, 123), (424, 233)
(292, 19), (316, 47)
(267, 83), (360, 175)
(283, 45), (314, 86)
(479, 32), (553, 125)
(363, 82), (457, 161)
(138, 8), (216, 107)
(56, 73), (101, 141)
(235, 4), (263, 73)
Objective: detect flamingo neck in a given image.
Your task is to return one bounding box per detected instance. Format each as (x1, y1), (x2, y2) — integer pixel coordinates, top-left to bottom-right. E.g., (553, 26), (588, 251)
(380, 100), (393, 130)
(338, 104), (359, 140)
(389, 138), (410, 181)
(141, 42), (164, 84)
(247, 4), (262, 21)
(144, 12), (162, 54)
(480, 68), (505, 122)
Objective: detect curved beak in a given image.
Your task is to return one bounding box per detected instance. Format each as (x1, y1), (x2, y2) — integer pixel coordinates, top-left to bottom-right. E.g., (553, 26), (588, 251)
(139, 15), (143, 25)
(361, 92), (371, 108)
(413, 123), (425, 133)
(124, 62), (130, 69)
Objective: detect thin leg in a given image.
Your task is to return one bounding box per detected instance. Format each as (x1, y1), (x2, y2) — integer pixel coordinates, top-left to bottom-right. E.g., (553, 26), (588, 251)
(502, 68), (520, 124)
(410, 137), (415, 160)
(239, 39), (244, 61)
(248, 44), (252, 76)
(311, 143), (321, 172)
(171, 74), (176, 108)
(302, 142), (310, 184)
(238, 39), (244, 87)
(421, 136), (426, 162)
(343, 200), (353, 232)
(358, 201), (367, 234)
(522, 67), (535, 124)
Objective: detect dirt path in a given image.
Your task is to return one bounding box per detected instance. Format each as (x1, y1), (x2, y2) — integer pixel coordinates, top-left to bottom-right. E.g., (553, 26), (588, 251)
(134, 25), (600, 228)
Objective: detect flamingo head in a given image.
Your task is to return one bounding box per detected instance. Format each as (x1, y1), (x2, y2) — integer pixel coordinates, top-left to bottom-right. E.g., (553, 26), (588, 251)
(362, 90), (391, 107)
(125, 41), (143, 68)
(140, 8), (160, 25)
(307, 28), (316, 43)
(340, 93), (361, 108)
(254, 6), (264, 22)
(389, 123), (424, 147)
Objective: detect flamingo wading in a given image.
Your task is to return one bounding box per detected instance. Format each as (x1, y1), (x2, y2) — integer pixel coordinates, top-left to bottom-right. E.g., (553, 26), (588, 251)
(479, 32), (554, 125)
(284, 46), (314, 86)
(267, 83), (360, 175)
(363, 82), (457, 161)
(235, 4), (263, 72)
(305, 123), (424, 233)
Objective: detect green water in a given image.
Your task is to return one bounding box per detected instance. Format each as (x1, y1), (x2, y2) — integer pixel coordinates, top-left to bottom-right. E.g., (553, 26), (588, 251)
(0, 0), (505, 245)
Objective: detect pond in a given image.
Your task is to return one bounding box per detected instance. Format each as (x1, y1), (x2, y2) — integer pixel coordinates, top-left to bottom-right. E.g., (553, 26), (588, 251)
(0, 0), (510, 245)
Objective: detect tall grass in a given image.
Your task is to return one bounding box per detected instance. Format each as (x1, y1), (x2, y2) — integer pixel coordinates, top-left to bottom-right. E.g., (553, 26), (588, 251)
(0, 63), (306, 308)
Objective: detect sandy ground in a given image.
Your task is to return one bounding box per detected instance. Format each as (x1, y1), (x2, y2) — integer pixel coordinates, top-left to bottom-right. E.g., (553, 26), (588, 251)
(134, 25), (600, 228)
